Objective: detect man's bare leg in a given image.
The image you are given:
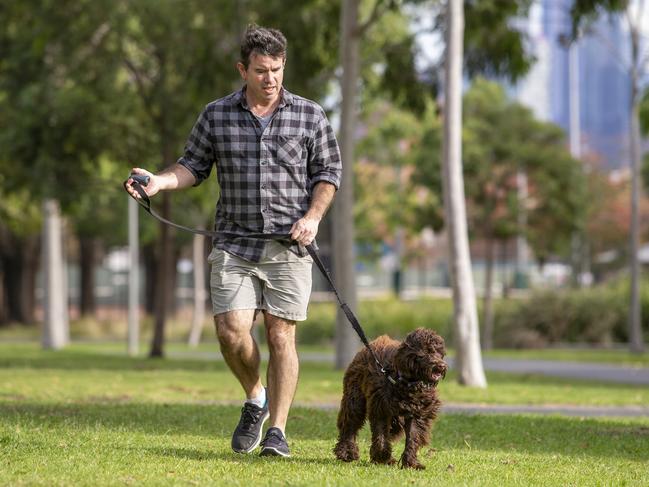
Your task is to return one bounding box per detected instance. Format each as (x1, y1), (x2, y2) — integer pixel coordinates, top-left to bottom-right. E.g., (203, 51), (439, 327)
(264, 311), (298, 433)
(214, 310), (264, 399)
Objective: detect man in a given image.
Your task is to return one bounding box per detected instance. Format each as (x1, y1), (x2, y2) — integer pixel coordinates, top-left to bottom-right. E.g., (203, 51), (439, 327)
(125, 25), (341, 458)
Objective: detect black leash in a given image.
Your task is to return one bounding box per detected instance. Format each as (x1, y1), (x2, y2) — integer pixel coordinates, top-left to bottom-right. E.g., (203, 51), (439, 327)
(124, 177), (396, 383)
(303, 245), (396, 384)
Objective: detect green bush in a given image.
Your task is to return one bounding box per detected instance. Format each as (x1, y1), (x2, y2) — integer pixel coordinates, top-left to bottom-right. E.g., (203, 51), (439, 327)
(300, 297), (454, 345)
(299, 280), (649, 348)
(494, 280), (649, 348)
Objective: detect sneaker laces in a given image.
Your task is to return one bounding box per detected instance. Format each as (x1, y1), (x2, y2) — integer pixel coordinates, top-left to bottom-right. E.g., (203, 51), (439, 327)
(239, 403), (264, 431)
(262, 429), (284, 446)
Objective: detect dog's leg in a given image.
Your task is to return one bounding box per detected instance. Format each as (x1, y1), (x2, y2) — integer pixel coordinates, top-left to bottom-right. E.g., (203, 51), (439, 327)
(399, 417), (429, 470)
(389, 416), (405, 442)
(369, 413), (396, 465)
(333, 383), (365, 462)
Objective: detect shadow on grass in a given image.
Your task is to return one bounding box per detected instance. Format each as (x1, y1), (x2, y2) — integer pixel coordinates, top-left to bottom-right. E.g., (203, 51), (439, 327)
(0, 344), (339, 375)
(141, 445), (355, 468)
(0, 344), (227, 372)
(1, 400), (647, 462)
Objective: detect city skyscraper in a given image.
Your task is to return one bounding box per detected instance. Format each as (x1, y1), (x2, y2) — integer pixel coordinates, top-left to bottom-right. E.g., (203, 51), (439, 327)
(515, 0), (631, 170)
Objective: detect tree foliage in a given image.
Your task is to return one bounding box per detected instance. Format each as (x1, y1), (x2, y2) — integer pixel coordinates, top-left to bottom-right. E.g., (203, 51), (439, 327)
(412, 78), (587, 265)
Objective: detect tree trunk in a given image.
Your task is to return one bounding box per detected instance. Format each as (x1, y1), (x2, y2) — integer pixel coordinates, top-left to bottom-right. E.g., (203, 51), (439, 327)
(188, 231), (207, 347)
(42, 199), (69, 349)
(500, 240), (510, 299)
(143, 242), (156, 315)
(79, 236), (98, 316)
(442, 0), (487, 387)
(150, 191), (173, 358)
(0, 261), (6, 325)
(628, 20), (644, 353)
(0, 224), (9, 324)
(2, 233), (39, 324)
(482, 235), (495, 350)
(333, 0), (362, 369)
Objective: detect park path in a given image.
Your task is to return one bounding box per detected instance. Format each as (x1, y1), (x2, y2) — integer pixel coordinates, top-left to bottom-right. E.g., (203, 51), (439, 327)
(170, 350), (649, 418)
(171, 350), (649, 385)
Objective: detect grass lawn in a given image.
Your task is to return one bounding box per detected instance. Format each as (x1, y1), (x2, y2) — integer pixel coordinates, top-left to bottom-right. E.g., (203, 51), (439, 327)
(1, 343), (648, 485)
(483, 347), (649, 368)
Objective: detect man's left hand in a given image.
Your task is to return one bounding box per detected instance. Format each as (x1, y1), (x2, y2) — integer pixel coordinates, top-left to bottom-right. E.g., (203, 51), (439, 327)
(290, 217), (319, 246)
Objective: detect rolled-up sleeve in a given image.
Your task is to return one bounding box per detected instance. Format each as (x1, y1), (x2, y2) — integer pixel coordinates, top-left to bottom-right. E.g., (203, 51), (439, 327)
(308, 109), (342, 190)
(177, 106), (215, 186)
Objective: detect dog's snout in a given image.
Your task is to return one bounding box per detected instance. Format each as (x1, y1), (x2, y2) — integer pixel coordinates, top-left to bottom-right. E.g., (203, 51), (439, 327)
(433, 360), (447, 381)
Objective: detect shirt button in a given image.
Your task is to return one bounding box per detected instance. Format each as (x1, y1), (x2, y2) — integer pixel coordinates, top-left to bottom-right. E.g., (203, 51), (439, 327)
(261, 184), (267, 189)
(261, 160), (268, 165)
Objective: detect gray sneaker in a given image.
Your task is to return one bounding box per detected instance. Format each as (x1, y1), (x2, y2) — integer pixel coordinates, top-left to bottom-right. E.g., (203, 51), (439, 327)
(231, 400), (269, 453)
(260, 427), (290, 457)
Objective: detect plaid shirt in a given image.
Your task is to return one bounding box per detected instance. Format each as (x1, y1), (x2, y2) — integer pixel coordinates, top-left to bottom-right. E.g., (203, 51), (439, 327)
(177, 87), (342, 262)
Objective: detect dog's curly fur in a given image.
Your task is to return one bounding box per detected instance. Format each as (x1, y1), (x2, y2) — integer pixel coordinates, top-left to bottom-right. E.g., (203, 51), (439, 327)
(333, 328), (447, 469)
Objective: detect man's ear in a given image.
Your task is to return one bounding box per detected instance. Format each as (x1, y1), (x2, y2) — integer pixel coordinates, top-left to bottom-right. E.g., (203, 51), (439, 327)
(236, 62), (247, 80)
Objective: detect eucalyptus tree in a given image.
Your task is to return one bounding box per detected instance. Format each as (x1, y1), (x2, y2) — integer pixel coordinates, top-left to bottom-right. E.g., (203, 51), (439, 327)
(333, 0), (535, 372)
(462, 79), (586, 349)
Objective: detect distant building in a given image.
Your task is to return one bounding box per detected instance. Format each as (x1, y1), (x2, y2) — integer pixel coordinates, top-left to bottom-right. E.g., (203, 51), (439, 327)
(514, 0), (630, 170)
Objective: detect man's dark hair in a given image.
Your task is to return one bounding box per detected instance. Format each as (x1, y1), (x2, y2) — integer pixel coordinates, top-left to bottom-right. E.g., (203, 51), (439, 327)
(240, 24), (287, 69)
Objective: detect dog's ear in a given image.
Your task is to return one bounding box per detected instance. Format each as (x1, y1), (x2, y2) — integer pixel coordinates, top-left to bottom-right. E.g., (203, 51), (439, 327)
(433, 334), (446, 357)
(406, 328), (446, 357)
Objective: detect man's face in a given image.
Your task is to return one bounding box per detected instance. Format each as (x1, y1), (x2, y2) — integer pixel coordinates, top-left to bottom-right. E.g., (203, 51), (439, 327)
(237, 52), (285, 104)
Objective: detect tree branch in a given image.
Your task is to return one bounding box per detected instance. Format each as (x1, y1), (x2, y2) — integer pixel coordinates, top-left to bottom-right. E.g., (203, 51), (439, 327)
(122, 57), (159, 125)
(356, 0), (399, 37)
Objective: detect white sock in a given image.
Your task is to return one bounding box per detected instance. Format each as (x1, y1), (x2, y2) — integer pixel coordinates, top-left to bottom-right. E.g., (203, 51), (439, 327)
(246, 387), (266, 408)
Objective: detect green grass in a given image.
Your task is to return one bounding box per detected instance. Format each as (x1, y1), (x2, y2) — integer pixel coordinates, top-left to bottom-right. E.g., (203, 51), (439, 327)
(1, 343), (648, 408)
(1, 343), (649, 485)
(2, 402), (648, 486)
(484, 347), (649, 368)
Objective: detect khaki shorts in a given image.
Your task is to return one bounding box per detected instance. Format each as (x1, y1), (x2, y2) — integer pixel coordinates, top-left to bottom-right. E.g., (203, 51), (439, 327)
(208, 240), (313, 321)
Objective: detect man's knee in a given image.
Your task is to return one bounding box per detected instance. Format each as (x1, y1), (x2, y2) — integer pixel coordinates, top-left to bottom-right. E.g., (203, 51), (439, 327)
(214, 311), (254, 348)
(264, 314), (296, 351)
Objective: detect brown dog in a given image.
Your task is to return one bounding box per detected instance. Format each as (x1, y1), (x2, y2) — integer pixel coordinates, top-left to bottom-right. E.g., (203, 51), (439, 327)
(333, 328), (447, 469)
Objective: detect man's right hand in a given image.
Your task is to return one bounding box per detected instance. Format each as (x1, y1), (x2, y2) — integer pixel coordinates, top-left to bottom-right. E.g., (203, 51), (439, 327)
(125, 168), (160, 199)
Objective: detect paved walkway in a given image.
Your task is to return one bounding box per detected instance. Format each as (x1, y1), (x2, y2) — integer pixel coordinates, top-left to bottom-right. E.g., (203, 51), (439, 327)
(448, 357), (649, 386)
(441, 403), (649, 417)
(171, 350), (649, 385)
(170, 350), (649, 418)
(299, 402), (649, 417)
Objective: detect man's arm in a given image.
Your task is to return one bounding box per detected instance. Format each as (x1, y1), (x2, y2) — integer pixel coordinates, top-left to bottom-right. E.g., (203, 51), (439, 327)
(125, 163), (197, 200)
(290, 182), (337, 246)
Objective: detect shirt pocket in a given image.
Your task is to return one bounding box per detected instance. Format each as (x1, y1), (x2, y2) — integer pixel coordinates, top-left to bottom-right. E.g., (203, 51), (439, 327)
(273, 134), (304, 165)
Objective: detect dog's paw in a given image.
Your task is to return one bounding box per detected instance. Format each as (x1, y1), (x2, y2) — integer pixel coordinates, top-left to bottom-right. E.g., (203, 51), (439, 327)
(334, 442), (360, 462)
(370, 455), (397, 466)
(399, 457), (426, 470)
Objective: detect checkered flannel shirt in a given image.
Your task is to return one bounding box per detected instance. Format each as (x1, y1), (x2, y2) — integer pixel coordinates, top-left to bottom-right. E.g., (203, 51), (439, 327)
(177, 87), (342, 262)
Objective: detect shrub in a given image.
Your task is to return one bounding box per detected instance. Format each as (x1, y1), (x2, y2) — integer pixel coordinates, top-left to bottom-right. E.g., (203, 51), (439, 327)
(299, 298), (454, 345)
(494, 280), (649, 348)
(289, 280), (649, 348)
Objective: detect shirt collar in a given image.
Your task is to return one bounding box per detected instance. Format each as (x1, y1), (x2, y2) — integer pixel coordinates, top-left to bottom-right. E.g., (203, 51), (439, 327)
(235, 85), (294, 110)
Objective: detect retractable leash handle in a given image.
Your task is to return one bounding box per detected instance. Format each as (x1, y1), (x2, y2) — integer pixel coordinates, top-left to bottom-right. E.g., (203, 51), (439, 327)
(129, 173), (150, 186)
(123, 175), (394, 382)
